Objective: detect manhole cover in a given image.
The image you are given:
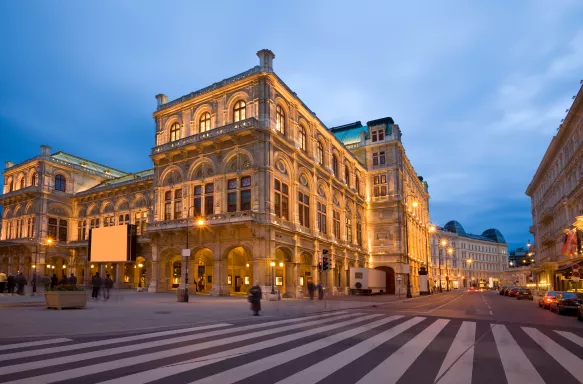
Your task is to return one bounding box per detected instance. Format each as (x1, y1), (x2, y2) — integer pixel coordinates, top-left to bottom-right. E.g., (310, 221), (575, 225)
(154, 311), (171, 315)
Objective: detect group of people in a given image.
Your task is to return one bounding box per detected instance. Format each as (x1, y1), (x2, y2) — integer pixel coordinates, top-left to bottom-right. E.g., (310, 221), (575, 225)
(0, 270), (27, 295)
(90, 272), (114, 299)
(43, 273), (78, 289)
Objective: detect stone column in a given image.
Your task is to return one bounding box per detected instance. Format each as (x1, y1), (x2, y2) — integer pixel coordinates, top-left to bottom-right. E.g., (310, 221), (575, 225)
(295, 263), (303, 298)
(114, 263), (123, 289)
(210, 259), (230, 296)
(284, 262), (295, 298)
(148, 261), (159, 292)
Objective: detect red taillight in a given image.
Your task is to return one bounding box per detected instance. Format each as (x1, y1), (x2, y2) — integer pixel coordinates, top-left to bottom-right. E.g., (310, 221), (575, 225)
(546, 299), (552, 302)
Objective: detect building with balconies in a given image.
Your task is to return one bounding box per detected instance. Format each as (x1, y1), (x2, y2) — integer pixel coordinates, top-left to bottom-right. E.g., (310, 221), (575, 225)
(525, 81), (583, 292)
(0, 50), (431, 296)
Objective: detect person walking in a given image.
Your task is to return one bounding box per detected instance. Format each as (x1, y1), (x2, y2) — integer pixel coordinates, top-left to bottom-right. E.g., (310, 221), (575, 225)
(91, 272), (102, 299)
(307, 280), (315, 300)
(69, 273), (77, 286)
(317, 283), (324, 300)
(59, 274), (69, 286)
(103, 274), (113, 299)
(50, 274), (58, 289)
(248, 281), (262, 316)
(0, 270), (7, 293)
(7, 273), (16, 295)
(15, 272), (27, 295)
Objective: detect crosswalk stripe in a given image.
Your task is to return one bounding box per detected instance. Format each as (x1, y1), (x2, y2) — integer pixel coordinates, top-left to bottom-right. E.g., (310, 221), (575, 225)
(554, 330), (583, 348)
(0, 338), (73, 352)
(274, 316), (425, 384)
(187, 316), (423, 384)
(2, 312), (368, 384)
(356, 318), (449, 384)
(2, 323), (231, 362)
(436, 321), (476, 384)
(523, 327), (583, 382)
(492, 324), (544, 384)
(98, 315), (402, 384)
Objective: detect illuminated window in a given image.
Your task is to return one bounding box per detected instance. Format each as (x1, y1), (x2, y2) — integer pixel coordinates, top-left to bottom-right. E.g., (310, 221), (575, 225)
(317, 202), (327, 234)
(32, 173), (38, 186)
(170, 122), (181, 142)
(174, 189), (182, 219)
(333, 210), (340, 239)
(55, 175), (66, 191)
(299, 125), (307, 152)
(346, 216), (352, 243)
(298, 191), (310, 228)
(233, 100), (246, 122)
(274, 179), (289, 220)
(344, 166), (350, 187)
(276, 105), (285, 134)
(77, 220), (87, 240)
(199, 112), (211, 132)
(373, 175), (387, 197)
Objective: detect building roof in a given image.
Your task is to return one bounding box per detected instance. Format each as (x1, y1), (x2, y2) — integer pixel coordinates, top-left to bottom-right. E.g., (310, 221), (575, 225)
(442, 220), (506, 244)
(329, 121), (369, 146)
(50, 152), (128, 178)
(77, 169), (154, 196)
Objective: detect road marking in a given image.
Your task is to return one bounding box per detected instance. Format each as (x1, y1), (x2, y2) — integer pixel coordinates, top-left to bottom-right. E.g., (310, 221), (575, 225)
(554, 330), (583, 348)
(489, 311), (493, 315)
(274, 316), (424, 384)
(0, 323), (232, 363)
(188, 316), (421, 384)
(99, 314), (400, 384)
(491, 324), (544, 384)
(0, 311), (351, 377)
(356, 319), (449, 384)
(3, 312), (368, 384)
(523, 327), (583, 382)
(436, 321), (476, 384)
(426, 293), (465, 313)
(0, 338), (73, 351)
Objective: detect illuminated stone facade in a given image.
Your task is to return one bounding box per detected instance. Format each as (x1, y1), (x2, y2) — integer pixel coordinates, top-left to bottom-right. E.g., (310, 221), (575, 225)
(526, 83), (583, 291)
(0, 50), (431, 296)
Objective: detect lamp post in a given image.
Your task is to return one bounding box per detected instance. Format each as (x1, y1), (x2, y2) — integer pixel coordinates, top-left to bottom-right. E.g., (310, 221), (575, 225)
(270, 261), (276, 294)
(180, 207), (205, 303)
(403, 196), (419, 299)
(466, 258), (472, 287)
(446, 247), (454, 292)
(426, 225), (436, 294)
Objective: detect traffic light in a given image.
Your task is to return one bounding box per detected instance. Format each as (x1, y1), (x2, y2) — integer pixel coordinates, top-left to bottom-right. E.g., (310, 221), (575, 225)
(322, 256), (330, 271)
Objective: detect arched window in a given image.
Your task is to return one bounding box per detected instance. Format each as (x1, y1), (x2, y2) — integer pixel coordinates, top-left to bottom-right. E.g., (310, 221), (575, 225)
(170, 122), (181, 142)
(345, 165), (350, 187)
(55, 175), (66, 192)
(32, 173), (38, 186)
(299, 125), (307, 152)
(276, 105), (285, 134)
(332, 155), (339, 177)
(317, 142), (324, 165)
(233, 100), (246, 122)
(199, 112), (211, 132)
(355, 173), (360, 194)
(8, 180), (13, 192)
(20, 178), (25, 189)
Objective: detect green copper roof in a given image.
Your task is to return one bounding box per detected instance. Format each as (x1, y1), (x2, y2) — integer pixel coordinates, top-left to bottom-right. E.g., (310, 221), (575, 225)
(330, 121), (368, 146)
(50, 152), (128, 178)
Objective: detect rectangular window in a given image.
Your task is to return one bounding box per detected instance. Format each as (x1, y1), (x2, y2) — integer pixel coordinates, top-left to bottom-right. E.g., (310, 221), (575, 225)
(228, 192), (237, 212)
(241, 190), (251, 211)
(372, 131), (377, 142)
(346, 217), (352, 243)
(204, 196), (213, 215)
(333, 210), (340, 239)
(48, 218), (58, 239)
(379, 151), (386, 165)
(90, 218), (100, 229)
(58, 219), (67, 242)
(228, 179), (237, 190)
(28, 216), (36, 238)
(274, 180), (289, 220)
(373, 152), (378, 166)
(298, 191), (310, 228)
(373, 175), (388, 197)
(193, 197), (202, 216)
(174, 189), (183, 219)
(77, 220), (87, 240)
(378, 130), (384, 141)
(356, 222), (362, 246)
(165, 202), (172, 220)
(317, 202), (327, 234)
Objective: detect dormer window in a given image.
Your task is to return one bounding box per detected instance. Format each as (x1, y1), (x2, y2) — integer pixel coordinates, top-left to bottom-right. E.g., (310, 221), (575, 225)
(371, 129), (385, 142)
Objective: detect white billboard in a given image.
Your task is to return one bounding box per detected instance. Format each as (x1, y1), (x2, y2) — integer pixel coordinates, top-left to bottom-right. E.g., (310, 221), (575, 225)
(89, 225), (133, 262)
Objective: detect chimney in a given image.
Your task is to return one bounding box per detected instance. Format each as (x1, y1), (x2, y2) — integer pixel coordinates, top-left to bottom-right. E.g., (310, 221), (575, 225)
(40, 145), (51, 156)
(155, 94), (168, 107)
(257, 49), (275, 72)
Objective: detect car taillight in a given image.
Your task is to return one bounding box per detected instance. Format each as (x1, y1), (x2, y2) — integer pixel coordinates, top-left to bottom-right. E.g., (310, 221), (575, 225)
(546, 299), (552, 302)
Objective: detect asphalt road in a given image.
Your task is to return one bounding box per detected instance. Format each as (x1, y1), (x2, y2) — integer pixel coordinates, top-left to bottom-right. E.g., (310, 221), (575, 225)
(1, 291), (581, 384)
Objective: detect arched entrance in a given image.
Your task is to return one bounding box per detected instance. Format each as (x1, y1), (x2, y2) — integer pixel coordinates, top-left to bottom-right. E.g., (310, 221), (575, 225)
(274, 247), (294, 297)
(46, 256), (68, 280)
(299, 252), (313, 294)
(375, 266), (396, 294)
(224, 246), (252, 295)
(160, 248), (181, 291)
(192, 248), (214, 293)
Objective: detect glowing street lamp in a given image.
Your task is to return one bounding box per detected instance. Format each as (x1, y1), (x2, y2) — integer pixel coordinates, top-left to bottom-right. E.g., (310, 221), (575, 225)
(270, 261), (276, 294)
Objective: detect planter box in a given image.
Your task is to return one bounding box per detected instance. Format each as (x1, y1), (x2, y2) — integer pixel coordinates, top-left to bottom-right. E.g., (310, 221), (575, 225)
(45, 291), (88, 310)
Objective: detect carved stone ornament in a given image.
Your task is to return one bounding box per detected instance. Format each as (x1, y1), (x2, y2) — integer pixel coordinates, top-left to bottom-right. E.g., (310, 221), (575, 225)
(243, 160), (251, 169)
(196, 169), (203, 178)
(276, 160), (286, 174)
(300, 174), (308, 186)
(317, 187), (325, 197)
(333, 194), (340, 205)
(207, 168), (214, 176)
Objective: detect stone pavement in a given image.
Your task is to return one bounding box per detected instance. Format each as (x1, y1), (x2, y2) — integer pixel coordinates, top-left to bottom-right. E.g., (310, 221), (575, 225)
(0, 288), (453, 340)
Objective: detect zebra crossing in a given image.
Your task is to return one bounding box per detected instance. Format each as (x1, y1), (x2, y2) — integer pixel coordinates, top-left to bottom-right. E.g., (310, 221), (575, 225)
(0, 311), (581, 384)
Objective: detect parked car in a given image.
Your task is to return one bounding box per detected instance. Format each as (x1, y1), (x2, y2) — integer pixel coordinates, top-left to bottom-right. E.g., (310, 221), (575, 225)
(468, 286), (476, 292)
(507, 287), (519, 297)
(499, 286), (508, 295)
(517, 288), (533, 300)
(550, 292), (583, 315)
(538, 291), (559, 309)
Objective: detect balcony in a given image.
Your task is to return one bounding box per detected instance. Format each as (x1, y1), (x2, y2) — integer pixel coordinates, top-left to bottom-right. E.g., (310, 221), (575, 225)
(540, 207), (554, 224)
(146, 211), (259, 232)
(152, 117), (258, 155)
(0, 186), (41, 200)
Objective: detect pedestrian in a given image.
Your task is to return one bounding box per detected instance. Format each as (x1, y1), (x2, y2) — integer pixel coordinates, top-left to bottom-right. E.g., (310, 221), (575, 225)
(7, 273), (16, 294)
(0, 270), (6, 293)
(317, 283), (324, 300)
(69, 273), (77, 286)
(15, 272), (27, 295)
(50, 274), (58, 289)
(103, 274), (113, 299)
(91, 272), (102, 299)
(59, 274), (69, 286)
(307, 280), (315, 300)
(248, 280), (262, 316)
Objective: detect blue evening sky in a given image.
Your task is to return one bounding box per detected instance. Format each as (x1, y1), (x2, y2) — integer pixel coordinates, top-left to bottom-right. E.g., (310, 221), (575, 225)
(1, 1), (582, 250)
